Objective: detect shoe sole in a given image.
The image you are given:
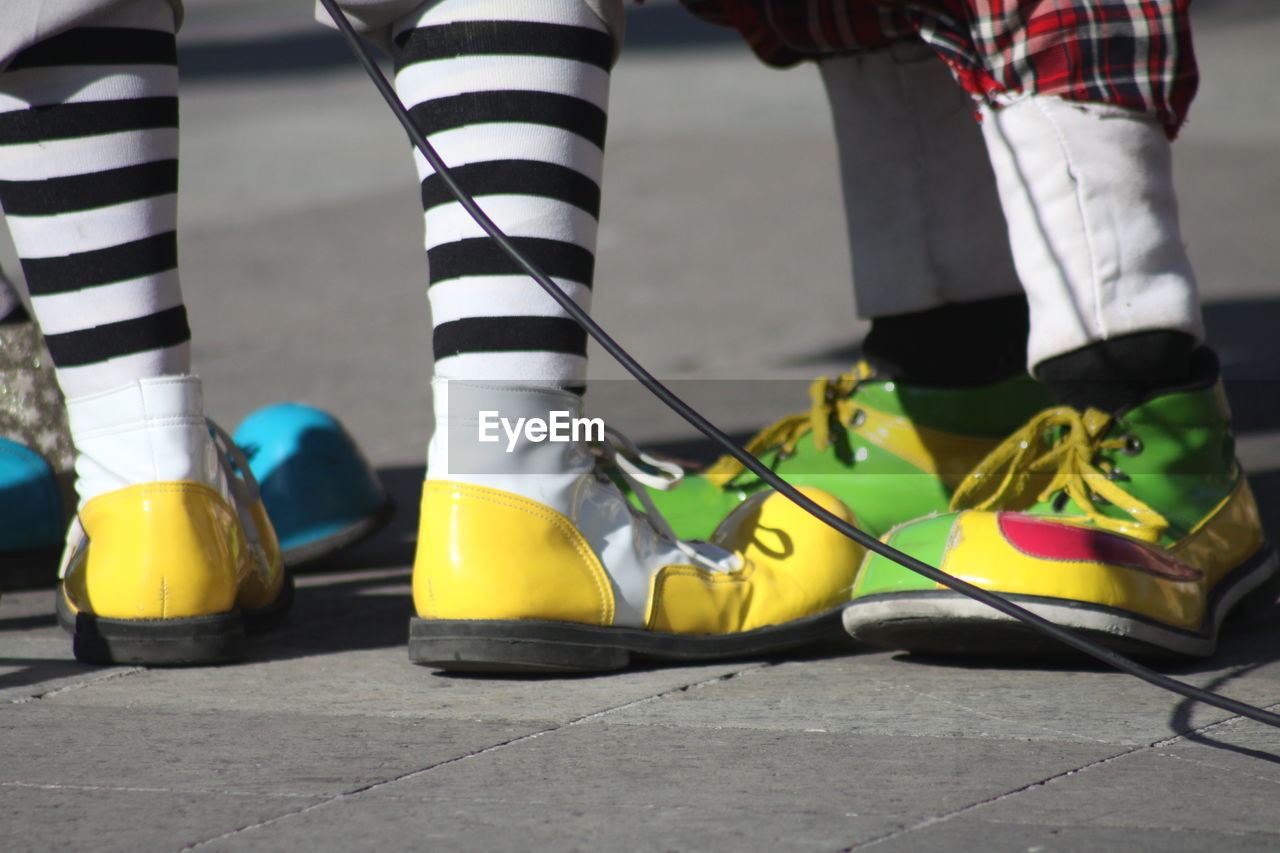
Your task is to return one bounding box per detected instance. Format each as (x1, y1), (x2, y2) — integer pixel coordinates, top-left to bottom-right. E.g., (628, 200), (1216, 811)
(842, 546), (1279, 660)
(408, 607), (850, 674)
(56, 573), (295, 666)
(279, 497), (396, 568)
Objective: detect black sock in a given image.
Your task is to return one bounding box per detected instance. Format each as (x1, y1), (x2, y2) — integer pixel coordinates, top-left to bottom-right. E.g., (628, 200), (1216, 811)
(1035, 331), (1215, 413)
(861, 294), (1029, 386)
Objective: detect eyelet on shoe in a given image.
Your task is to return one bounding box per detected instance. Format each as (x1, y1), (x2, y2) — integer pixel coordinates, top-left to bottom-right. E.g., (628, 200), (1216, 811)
(1121, 435), (1143, 456)
(1052, 490), (1070, 512)
(849, 408), (866, 429)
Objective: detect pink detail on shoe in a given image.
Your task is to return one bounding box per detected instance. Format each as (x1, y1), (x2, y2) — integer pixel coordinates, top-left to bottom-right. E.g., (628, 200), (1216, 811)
(997, 513), (1202, 581)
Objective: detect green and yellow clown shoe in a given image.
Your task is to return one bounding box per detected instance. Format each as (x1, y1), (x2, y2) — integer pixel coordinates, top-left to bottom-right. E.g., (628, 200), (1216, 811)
(634, 363), (1054, 542)
(843, 382), (1278, 659)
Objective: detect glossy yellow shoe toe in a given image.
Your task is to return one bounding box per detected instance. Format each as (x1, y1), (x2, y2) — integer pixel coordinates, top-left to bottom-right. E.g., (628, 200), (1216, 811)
(408, 481), (862, 673)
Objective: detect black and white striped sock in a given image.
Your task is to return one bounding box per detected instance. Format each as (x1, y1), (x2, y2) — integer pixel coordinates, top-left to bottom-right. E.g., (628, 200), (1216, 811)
(392, 0), (615, 392)
(0, 0), (189, 399)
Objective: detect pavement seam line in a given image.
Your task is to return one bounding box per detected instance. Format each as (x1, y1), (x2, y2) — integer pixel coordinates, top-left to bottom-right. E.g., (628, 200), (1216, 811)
(1159, 751), (1280, 789)
(839, 743), (1150, 851)
(176, 662), (770, 851)
(1, 781), (319, 799)
(7, 666), (145, 705)
(1148, 697), (1280, 748)
(841, 697), (1280, 851)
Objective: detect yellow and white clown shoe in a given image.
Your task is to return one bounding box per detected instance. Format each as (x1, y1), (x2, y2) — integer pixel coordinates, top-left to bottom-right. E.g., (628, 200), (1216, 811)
(409, 380), (864, 673)
(56, 377), (291, 665)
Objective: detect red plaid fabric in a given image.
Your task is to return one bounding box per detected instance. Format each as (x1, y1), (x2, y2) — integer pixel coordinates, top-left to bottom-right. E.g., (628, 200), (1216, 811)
(679, 0), (1197, 134)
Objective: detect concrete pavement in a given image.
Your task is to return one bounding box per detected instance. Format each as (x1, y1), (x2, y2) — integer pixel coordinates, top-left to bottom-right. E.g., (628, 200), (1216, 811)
(4, 1), (1280, 850)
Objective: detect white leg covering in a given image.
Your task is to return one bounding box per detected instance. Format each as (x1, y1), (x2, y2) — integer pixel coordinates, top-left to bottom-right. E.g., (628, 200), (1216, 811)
(819, 43), (1021, 317)
(980, 96), (1203, 368)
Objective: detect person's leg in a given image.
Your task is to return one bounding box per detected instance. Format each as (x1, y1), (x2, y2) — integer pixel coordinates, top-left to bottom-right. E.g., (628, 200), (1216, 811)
(981, 96), (1203, 407)
(395, 0), (609, 391)
(844, 0), (1273, 659)
(0, 0), (288, 663)
(646, 41), (1055, 541)
(0, 6), (189, 402)
(388, 0), (863, 672)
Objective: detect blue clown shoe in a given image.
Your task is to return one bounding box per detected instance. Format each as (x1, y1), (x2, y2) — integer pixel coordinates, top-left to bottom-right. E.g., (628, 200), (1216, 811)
(0, 438), (65, 589)
(234, 403), (393, 567)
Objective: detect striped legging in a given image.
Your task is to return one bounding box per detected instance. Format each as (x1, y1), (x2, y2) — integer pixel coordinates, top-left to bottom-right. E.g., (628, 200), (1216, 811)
(0, 0), (187, 400)
(0, 0), (614, 402)
(393, 0), (615, 393)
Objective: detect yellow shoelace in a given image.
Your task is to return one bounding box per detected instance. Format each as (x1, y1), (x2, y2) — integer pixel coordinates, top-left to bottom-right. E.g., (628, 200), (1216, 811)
(702, 363), (874, 487)
(949, 406), (1169, 543)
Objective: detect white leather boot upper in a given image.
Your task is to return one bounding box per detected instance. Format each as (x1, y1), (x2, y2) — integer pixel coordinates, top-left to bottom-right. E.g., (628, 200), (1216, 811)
(64, 375), (224, 509)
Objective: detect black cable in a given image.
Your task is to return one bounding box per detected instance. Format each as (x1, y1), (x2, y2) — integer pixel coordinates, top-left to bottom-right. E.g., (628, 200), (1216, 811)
(317, 0), (1280, 730)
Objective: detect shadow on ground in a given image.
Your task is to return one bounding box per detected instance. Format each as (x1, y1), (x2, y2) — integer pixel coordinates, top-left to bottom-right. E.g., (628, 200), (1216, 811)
(1205, 300), (1280, 431)
(248, 568), (414, 662)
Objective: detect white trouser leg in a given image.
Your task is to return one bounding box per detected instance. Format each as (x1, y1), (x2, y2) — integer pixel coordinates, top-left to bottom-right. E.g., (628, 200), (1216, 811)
(979, 95), (1203, 368)
(819, 43), (1021, 318)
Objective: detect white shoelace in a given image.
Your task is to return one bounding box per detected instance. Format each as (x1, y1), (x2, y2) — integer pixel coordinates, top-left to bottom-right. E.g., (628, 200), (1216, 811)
(208, 418), (275, 578)
(597, 426), (742, 574)
(207, 418), (262, 510)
